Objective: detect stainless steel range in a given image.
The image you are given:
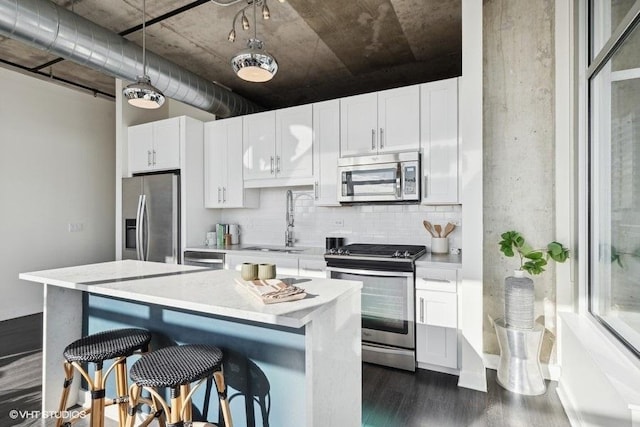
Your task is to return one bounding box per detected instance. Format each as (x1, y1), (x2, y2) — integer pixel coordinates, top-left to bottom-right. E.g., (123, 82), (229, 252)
(325, 243), (426, 371)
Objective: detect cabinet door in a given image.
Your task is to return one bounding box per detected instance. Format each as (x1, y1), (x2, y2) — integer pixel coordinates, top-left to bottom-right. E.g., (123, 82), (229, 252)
(416, 289), (457, 328)
(223, 117), (246, 207)
(377, 86), (420, 153)
(421, 78), (459, 204)
(128, 123), (154, 174)
(312, 100), (341, 206)
(243, 111), (276, 180)
(416, 323), (458, 369)
(276, 105), (313, 179)
(340, 92), (378, 157)
(152, 118), (181, 171)
(204, 121), (228, 208)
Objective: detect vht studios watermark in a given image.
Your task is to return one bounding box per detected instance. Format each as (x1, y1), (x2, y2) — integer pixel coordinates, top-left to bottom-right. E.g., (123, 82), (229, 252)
(8, 409), (86, 420)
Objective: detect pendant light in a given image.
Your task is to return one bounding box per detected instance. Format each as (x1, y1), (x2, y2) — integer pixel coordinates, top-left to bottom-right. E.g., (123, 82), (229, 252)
(230, 0), (278, 83)
(123, 0), (165, 108)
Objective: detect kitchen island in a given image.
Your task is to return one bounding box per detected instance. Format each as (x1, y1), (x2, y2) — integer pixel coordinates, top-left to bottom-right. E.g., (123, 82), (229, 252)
(20, 260), (362, 427)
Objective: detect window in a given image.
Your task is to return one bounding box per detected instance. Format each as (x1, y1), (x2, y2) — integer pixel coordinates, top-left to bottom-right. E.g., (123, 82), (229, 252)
(589, 1), (640, 356)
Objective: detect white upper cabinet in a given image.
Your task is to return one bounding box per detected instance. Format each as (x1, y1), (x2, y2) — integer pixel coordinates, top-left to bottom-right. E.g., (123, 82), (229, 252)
(275, 104), (314, 179)
(420, 78), (459, 204)
(128, 117), (181, 174)
(340, 86), (420, 157)
(340, 92), (378, 156)
(205, 118), (258, 209)
(243, 105), (314, 186)
(312, 99), (341, 206)
(243, 110), (276, 181)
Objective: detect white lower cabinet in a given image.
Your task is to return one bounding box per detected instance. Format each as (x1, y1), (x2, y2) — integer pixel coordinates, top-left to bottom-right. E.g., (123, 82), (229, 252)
(415, 267), (459, 371)
(298, 258), (327, 278)
(225, 253), (299, 277)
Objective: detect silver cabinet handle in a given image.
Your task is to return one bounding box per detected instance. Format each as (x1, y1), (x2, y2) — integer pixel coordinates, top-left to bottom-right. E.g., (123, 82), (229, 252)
(276, 156), (281, 173)
(222, 187), (226, 202)
(380, 128), (384, 148)
(152, 150), (156, 165)
(314, 181), (319, 199)
(147, 150), (152, 166)
(396, 164), (402, 197)
(217, 187), (221, 203)
(371, 129), (376, 150)
(270, 156), (275, 174)
(423, 175), (428, 198)
(420, 297), (425, 323)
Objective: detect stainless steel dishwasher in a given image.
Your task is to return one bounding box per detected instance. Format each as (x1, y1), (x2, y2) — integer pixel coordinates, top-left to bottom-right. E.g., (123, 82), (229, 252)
(183, 250), (225, 269)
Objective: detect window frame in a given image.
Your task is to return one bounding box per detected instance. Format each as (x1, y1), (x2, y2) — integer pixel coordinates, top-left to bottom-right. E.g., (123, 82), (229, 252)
(586, 0), (640, 359)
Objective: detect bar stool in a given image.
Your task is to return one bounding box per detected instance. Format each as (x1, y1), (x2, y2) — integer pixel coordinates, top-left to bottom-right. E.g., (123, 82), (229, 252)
(56, 328), (152, 427)
(126, 344), (233, 427)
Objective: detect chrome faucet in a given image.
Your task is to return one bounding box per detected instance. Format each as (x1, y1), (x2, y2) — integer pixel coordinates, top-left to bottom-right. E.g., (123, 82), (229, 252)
(285, 189), (295, 247)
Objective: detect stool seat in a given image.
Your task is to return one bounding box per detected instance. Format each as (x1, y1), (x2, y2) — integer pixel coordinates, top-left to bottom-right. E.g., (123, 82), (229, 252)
(130, 344), (223, 388)
(63, 328), (152, 363)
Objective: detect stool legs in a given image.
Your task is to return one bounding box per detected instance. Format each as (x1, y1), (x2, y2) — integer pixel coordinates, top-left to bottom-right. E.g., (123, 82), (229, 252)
(56, 362), (75, 427)
(126, 370), (232, 427)
(213, 369), (233, 427)
(56, 357), (133, 427)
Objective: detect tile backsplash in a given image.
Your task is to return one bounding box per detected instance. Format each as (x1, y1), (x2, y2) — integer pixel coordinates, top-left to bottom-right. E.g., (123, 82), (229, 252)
(218, 187), (462, 252)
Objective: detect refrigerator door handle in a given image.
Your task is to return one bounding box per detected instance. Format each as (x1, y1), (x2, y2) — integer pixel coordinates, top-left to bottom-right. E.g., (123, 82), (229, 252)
(135, 195), (143, 260)
(140, 194), (149, 261)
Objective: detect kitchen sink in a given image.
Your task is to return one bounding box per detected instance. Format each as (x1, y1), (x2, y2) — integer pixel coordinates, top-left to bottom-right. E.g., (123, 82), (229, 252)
(242, 246), (305, 254)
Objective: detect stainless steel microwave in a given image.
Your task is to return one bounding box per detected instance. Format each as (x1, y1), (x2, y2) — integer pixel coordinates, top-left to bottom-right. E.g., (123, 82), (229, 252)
(338, 151), (420, 203)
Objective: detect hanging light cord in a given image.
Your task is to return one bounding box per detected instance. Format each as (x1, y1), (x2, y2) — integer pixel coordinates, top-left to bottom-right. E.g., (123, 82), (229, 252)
(142, 0), (147, 76)
(253, 0), (257, 39)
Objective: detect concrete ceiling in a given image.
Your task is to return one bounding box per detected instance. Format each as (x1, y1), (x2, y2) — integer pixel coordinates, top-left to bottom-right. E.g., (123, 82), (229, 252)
(0, 0), (461, 110)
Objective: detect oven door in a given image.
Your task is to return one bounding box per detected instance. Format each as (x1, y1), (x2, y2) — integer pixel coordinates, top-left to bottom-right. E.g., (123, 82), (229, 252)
(327, 267), (414, 349)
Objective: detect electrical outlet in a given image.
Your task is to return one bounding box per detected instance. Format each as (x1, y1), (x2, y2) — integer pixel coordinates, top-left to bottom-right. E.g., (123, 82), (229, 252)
(448, 219), (461, 226)
(334, 219), (344, 227)
(68, 223), (84, 232)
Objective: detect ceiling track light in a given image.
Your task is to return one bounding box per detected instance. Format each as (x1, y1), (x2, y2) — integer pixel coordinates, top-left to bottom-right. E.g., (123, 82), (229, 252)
(229, 0), (278, 82)
(123, 0), (165, 109)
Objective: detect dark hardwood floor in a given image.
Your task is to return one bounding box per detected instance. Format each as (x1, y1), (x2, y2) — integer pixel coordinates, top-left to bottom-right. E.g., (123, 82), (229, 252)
(1, 314), (570, 427)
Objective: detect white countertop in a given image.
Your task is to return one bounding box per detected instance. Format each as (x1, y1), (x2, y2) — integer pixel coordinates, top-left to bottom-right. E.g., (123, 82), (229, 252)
(185, 244), (326, 258)
(19, 260), (362, 329)
(186, 244), (463, 267)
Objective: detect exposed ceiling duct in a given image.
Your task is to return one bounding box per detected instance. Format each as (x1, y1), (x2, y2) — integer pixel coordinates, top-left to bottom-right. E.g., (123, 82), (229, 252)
(0, 0), (260, 118)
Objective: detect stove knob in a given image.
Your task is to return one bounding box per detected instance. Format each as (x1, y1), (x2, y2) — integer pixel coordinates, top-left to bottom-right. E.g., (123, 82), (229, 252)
(393, 250), (401, 258)
(327, 248), (336, 255)
(337, 248), (344, 255)
(344, 249), (350, 255)
(403, 250), (411, 258)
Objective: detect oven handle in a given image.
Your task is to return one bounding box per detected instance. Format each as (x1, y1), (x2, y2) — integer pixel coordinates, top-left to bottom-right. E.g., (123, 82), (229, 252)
(326, 267), (413, 278)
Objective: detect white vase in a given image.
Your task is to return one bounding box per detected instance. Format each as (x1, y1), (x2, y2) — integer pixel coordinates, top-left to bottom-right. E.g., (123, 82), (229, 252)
(504, 270), (535, 329)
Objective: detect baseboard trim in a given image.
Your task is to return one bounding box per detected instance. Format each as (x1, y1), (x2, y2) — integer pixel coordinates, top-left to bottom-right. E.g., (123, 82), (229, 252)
(556, 385), (582, 427)
(417, 362), (460, 376)
(483, 352), (561, 381)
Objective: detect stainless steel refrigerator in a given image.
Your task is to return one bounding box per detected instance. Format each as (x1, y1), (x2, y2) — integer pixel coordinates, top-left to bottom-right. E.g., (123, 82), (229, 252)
(122, 172), (180, 263)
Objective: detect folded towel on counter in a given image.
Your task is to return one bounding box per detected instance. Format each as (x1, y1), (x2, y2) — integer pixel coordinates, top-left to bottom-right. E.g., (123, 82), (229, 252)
(234, 278), (307, 304)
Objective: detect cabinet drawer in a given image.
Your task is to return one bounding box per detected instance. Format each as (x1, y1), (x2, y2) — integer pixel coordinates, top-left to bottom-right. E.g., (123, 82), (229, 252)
(416, 290), (457, 328)
(415, 267), (457, 292)
(298, 258), (326, 278)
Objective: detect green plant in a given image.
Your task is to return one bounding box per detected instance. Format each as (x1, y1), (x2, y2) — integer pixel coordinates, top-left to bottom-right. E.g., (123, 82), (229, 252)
(499, 230), (570, 275)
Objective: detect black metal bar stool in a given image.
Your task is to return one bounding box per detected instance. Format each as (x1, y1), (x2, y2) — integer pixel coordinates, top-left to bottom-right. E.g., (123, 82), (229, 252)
(125, 344), (233, 427)
(56, 328), (152, 427)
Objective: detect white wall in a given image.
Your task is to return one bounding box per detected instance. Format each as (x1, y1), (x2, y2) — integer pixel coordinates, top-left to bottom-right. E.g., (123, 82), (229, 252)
(219, 188), (462, 249)
(0, 67), (116, 321)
